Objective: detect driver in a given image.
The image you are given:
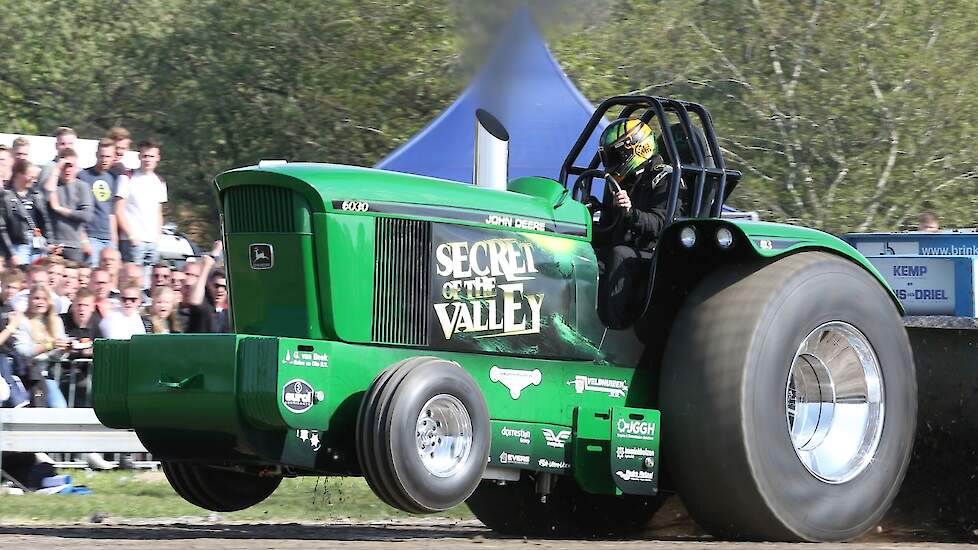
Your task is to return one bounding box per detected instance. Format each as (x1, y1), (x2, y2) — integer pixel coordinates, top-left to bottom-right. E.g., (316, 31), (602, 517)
(595, 118), (675, 328)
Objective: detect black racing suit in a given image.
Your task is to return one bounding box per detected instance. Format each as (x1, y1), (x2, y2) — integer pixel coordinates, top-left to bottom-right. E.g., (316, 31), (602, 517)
(596, 161), (683, 328)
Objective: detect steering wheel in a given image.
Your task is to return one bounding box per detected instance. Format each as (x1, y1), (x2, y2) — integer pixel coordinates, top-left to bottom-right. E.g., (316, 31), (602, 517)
(573, 170), (623, 237)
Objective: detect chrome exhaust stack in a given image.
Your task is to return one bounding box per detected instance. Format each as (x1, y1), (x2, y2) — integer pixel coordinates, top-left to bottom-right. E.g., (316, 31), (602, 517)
(473, 108), (509, 191)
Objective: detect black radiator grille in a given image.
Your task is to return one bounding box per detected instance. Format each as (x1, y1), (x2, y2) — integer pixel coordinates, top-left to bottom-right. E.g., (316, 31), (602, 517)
(372, 218), (430, 346)
(223, 185), (307, 234)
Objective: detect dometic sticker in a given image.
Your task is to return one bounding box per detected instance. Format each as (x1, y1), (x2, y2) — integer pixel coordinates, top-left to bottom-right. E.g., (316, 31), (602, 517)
(489, 366), (542, 399)
(542, 428), (571, 449)
(538, 458), (571, 469)
(282, 379), (315, 413)
(282, 349), (329, 368)
(498, 452), (530, 466)
(296, 429), (322, 451)
(500, 426), (531, 445)
(616, 418), (656, 441)
(615, 469), (655, 482)
(567, 375), (629, 398)
(433, 238), (544, 340)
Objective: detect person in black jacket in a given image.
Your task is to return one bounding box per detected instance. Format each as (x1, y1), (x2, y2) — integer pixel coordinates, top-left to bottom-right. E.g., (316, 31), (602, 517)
(60, 288), (101, 407)
(594, 118), (681, 328)
(1, 159), (52, 267)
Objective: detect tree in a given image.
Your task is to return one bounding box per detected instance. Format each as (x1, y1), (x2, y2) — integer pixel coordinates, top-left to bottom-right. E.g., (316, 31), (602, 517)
(0, 0), (463, 241)
(553, 0), (978, 232)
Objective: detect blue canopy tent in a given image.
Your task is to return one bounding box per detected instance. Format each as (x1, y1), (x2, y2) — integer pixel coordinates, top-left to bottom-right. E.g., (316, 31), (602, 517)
(376, 9), (751, 218)
(376, 9), (603, 184)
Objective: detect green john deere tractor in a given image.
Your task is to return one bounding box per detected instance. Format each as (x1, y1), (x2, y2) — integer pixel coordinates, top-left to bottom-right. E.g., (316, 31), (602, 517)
(92, 96), (915, 542)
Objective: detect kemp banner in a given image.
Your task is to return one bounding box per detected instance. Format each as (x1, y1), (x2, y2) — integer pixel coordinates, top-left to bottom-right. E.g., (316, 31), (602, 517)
(427, 224), (600, 359)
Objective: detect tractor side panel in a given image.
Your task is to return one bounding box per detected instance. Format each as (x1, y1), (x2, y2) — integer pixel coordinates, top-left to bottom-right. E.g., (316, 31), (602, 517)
(316, 213), (375, 342)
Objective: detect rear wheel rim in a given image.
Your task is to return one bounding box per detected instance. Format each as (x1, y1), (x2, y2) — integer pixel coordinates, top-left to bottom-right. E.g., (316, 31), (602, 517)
(415, 394), (473, 478)
(785, 321), (884, 484)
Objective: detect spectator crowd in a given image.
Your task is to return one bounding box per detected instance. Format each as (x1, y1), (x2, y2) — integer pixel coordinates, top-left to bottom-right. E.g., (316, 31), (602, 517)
(0, 127), (228, 417)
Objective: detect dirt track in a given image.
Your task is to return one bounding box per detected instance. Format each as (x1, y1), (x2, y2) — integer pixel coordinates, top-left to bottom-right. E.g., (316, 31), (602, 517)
(0, 497), (974, 550)
(0, 482), (973, 549)
(0, 520), (973, 550)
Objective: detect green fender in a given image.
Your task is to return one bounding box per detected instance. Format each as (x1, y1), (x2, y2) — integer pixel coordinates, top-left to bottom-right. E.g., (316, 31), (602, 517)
(656, 219), (903, 314)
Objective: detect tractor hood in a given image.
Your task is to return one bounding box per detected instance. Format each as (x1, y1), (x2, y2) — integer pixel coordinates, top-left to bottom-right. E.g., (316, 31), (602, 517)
(212, 163), (594, 346)
(214, 163), (590, 239)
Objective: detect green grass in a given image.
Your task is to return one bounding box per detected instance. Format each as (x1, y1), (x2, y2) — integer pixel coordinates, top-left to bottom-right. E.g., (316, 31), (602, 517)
(0, 471), (474, 523)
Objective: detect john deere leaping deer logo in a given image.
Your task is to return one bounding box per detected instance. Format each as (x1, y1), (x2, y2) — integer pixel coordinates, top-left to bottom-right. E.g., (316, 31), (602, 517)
(249, 243), (273, 270)
(433, 237), (544, 340)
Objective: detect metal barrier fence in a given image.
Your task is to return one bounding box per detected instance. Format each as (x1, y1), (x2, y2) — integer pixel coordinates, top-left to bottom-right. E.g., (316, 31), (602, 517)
(51, 358), (93, 408)
(0, 408), (150, 478)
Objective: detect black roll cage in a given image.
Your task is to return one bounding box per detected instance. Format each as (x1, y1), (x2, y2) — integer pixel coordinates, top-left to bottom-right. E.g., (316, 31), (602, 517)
(560, 95), (742, 222)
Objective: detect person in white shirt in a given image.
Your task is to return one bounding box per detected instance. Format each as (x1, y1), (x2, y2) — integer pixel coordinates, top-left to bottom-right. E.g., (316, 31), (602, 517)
(98, 284), (146, 340)
(114, 140), (166, 274)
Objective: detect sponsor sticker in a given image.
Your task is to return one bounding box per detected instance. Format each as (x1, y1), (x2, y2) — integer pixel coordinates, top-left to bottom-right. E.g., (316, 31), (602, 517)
(498, 451), (530, 466)
(541, 428), (571, 449)
(489, 366), (542, 399)
(282, 349), (329, 368)
(500, 426), (532, 445)
(616, 446), (655, 460)
(567, 375), (629, 398)
(282, 379), (316, 413)
(616, 418), (656, 441)
(615, 469), (655, 482)
(538, 458), (571, 470)
(296, 429), (322, 451)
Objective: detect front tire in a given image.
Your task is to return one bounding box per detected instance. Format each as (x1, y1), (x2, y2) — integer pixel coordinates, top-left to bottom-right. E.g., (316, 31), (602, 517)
(660, 252), (915, 541)
(357, 356), (491, 513)
(161, 461), (281, 512)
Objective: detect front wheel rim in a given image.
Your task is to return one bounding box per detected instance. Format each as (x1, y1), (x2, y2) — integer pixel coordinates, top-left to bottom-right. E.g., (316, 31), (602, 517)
(415, 394), (473, 478)
(785, 321), (884, 484)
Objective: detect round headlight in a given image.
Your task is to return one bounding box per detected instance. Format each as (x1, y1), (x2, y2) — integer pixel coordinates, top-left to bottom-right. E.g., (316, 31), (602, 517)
(716, 227), (734, 249)
(680, 226), (697, 248)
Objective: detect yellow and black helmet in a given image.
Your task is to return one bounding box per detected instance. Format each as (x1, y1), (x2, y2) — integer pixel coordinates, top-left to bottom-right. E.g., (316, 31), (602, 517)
(598, 118), (658, 187)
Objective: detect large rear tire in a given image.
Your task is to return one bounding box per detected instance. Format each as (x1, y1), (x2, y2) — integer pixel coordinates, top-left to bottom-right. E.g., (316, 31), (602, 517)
(357, 356), (490, 513)
(161, 461), (282, 512)
(660, 252), (915, 542)
(466, 474), (665, 537)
